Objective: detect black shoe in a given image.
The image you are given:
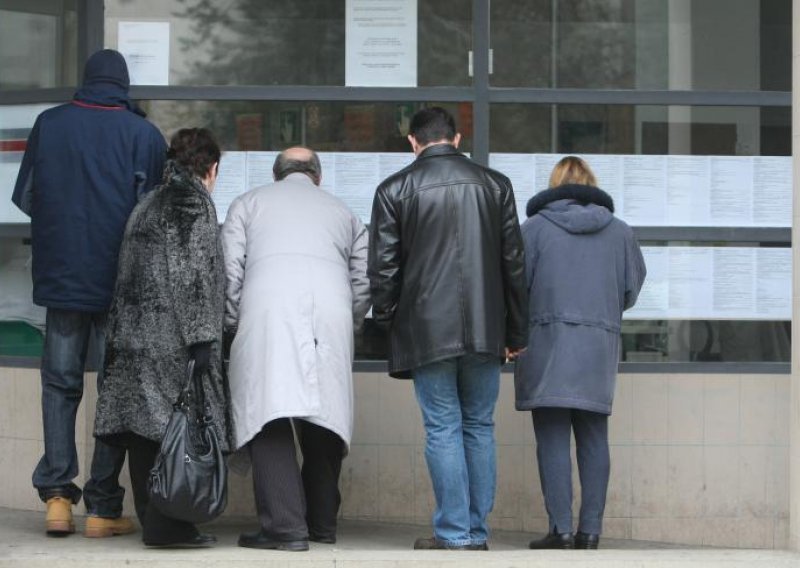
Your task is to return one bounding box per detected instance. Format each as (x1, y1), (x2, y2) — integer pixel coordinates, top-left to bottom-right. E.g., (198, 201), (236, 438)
(237, 530), (309, 551)
(413, 536), (473, 550)
(309, 533), (336, 544)
(469, 542), (489, 551)
(528, 532), (574, 549)
(575, 532), (600, 549)
(144, 533), (216, 548)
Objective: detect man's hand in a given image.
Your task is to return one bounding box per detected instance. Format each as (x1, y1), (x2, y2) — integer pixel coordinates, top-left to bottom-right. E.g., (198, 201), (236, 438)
(505, 347), (526, 361)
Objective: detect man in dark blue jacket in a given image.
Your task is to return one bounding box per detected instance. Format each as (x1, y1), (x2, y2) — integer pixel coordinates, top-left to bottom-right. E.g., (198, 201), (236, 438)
(12, 49), (166, 537)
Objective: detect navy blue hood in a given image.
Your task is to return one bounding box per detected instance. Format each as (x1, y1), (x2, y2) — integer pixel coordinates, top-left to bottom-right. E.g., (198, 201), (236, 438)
(527, 184), (615, 235)
(73, 49), (145, 116)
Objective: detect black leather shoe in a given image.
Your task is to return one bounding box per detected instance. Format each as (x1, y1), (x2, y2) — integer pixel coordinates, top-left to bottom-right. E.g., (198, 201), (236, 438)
(575, 532), (600, 549)
(528, 532), (574, 549)
(237, 530), (309, 551)
(413, 536), (473, 550)
(144, 533), (216, 548)
(309, 533), (336, 544)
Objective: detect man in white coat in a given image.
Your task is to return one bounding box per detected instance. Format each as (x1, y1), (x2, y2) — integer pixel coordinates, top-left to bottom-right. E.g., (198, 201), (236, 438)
(221, 147), (370, 551)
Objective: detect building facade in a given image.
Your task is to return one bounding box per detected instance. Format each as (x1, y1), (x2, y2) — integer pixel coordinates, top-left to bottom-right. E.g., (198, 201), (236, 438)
(0, 0), (796, 549)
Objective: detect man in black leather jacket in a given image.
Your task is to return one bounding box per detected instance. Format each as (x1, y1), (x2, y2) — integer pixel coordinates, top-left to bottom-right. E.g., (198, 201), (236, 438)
(368, 107), (528, 550)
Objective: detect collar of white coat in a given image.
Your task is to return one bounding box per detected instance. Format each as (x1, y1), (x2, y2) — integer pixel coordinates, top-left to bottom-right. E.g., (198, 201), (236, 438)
(283, 171), (317, 186)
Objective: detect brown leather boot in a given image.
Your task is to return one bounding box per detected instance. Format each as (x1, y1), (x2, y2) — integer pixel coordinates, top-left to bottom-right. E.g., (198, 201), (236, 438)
(46, 496), (75, 536)
(84, 515), (136, 538)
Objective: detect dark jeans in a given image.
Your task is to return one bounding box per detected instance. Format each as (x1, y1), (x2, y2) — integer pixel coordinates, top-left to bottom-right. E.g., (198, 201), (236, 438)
(532, 408), (610, 536)
(250, 418), (345, 541)
(126, 434), (199, 544)
(31, 308), (126, 517)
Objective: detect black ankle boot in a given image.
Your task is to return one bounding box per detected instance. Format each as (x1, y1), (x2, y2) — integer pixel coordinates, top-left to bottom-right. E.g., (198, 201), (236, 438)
(528, 532), (574, 549)
(574, 532), (600, 549)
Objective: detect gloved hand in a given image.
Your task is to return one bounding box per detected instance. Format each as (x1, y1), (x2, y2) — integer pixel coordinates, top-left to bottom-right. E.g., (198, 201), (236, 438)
(189, 341), (213, 377)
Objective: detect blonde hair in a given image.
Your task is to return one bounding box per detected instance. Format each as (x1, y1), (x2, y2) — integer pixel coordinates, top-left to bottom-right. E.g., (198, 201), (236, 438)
(548, 156), (598, 188)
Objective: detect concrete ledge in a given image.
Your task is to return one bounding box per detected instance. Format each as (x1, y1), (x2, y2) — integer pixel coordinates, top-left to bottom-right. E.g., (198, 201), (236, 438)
(2, 508), (799, 568)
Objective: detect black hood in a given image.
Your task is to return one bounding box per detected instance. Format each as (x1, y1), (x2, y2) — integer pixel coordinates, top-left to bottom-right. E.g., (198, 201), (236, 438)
(73, 49), (146, 116)
(82, 49), (130, 89)
(526, 183), (615, 217)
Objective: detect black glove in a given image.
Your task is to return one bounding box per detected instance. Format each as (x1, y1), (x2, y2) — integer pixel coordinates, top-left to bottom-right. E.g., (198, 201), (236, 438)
(189, 341), (212, 377)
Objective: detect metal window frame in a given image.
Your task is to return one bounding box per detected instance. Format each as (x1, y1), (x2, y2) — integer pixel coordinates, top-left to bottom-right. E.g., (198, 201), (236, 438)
(0, 0), (791, 374)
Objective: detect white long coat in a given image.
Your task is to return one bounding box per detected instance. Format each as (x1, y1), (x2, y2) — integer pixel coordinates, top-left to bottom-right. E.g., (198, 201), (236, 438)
(220, 172), (370, 451)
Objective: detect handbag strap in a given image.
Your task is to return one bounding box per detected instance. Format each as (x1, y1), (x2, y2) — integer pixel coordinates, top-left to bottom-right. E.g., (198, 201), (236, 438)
(176, 359), (212, 421)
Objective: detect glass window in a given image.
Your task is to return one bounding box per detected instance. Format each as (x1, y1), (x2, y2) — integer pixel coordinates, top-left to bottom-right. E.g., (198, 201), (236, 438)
(490, 105), (790, 156)
(104, 0), (472, 87)
(139, 100), (473, 152)
(0, 0), (78, 90)
(490, 0), (791, 91)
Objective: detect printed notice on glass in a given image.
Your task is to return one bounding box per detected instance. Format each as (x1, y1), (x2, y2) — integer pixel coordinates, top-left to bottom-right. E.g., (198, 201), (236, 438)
(756, 248), (791, 318)
(117, 22), (170, 86)
(753, 156), (791, 226)
(334, 153), (380, 223)
(667, 248), (713, 318)
(667, 156), (711, 225)
(625, 247), (669, 319)
(489, 154), (536, 221)
(709, 157), (753, 226)
(345, 0), (417, 87)
(212, 151), (247, 223)
(245, 151), (279, 190)
(622, 155), (667, 225)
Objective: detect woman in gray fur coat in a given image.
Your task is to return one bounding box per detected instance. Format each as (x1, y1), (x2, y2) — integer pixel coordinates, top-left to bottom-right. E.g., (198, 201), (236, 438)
(94, 128), (231, 547)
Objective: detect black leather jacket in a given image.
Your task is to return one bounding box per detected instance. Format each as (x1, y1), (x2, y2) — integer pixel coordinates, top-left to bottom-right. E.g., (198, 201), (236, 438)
(368, 143), (529, 378)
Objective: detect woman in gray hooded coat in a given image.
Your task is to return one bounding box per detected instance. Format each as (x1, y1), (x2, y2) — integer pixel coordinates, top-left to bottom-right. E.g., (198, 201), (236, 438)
(515, 156), (646, 551)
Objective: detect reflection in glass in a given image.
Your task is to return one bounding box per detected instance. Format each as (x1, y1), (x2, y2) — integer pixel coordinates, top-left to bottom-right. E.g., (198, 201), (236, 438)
(490, 105), (790, 157)
(139, 100), (473, 153)
(0, 1), (78, 90)
(105, 0), (471, 87)
(490, 0), (790, 91)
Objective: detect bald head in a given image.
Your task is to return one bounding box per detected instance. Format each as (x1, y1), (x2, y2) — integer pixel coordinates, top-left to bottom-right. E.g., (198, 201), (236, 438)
(273, 146), (322, 185)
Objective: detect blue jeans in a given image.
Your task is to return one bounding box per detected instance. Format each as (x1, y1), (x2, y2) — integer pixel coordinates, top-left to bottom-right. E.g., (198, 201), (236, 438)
(412, 354), (501, 547)
(32, 309), (127, 517)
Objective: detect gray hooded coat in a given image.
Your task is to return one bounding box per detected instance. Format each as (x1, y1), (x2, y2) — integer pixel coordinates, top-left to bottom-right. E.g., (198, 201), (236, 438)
(514, 184), (646, 415)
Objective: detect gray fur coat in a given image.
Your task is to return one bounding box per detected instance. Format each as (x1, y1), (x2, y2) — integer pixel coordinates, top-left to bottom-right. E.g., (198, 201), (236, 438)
(94, 161), (233, 451)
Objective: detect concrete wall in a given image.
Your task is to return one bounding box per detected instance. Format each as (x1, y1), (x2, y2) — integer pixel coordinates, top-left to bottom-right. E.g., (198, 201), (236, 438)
(0, 366), (789, 548)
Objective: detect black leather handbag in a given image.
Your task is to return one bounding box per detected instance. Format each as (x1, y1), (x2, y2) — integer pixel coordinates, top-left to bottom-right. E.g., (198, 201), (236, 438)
(148, 360), (228, 524)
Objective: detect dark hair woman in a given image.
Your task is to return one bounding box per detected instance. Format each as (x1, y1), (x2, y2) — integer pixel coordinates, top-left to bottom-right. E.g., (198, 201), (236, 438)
(93, 128), (232, 547)
(515, 156), (646, 550)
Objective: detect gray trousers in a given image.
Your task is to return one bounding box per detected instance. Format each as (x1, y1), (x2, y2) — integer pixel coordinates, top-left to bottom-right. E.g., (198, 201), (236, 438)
(532, 408), (609, 535)
(249, 418), (344, 541)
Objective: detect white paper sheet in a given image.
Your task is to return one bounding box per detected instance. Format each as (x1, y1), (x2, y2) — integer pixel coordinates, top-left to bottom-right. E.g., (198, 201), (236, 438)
(622, 155), (667, 225)
(626, 247), (669, 318)
(245, 151), (279, 190)
(667, 156), (711, 225)
(334, 152), (380, 223)
(753, 156), (792, 226)
(378, 152), (415, 182)
(117, 22), (170, 86)
(709, 156), (753, 226)
(755, 248), (791, 318)
(489, 153), (536, 221)
(668, 248), (713, 318)
(584, 154), (623, 212)
(345, 0), (417, 87)
(212, 151), (247, 223)
(712, 248), (756, 316)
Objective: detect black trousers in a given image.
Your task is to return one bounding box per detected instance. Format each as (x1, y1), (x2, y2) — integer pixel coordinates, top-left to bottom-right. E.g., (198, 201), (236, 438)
(249, 418), (345, 541)
(126, 433), (199, 544)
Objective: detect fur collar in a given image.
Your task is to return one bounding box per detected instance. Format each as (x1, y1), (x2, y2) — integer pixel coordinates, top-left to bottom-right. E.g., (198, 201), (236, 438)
(526, 184), (615, 218)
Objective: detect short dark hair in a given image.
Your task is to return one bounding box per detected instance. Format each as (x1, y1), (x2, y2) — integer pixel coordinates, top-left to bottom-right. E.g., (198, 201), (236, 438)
(167, 128), (221, 179)
(409, 107), (457, 145)
(273, 148), (322, 185)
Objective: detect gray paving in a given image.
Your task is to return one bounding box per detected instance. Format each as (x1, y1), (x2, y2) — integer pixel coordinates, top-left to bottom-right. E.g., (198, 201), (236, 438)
(1, 508), (799, 567)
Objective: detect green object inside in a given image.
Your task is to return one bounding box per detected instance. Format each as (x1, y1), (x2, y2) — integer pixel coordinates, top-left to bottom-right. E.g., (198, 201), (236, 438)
(0, 321), (43, 357)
